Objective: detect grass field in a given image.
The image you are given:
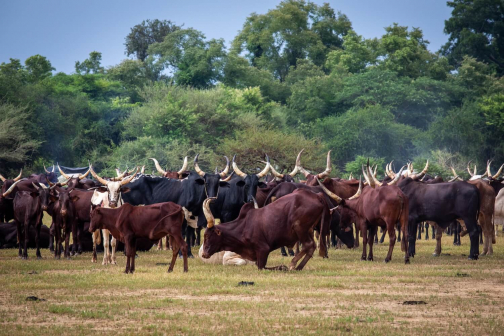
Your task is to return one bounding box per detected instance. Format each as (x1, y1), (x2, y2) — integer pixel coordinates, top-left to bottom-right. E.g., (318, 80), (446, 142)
(1, 228), (504, 335)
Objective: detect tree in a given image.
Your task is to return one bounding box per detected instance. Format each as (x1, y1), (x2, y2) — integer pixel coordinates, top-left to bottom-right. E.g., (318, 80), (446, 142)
(75, 51), (104, 75)
(442, 0), (504, 75)
(0, 104), (40, 168)
(325, 30), (377, 74)
(148, 29), (226, 88)
(231, 0), (351, 81)
(125, 19), (181, 61)
(24, 55), (54, 82)
(344, 156), (385, 178)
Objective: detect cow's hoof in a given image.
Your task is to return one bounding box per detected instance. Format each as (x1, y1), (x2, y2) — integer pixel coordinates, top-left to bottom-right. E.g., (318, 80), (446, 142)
(188, 255), (194, 259)
(361, 256), (366, 261)
(66, 257), (71, 260)
(432, 253), (440, 257)
(37, 256), (42, 260)
(384, 259), (390, 263)
(367, 257), (373, 261)
(183, 269), (188, 273)
(468, 255), (478, 260)
(167, 269), (173, 273)
(404, 259), (410, 264)
(111, 261), (117, 265)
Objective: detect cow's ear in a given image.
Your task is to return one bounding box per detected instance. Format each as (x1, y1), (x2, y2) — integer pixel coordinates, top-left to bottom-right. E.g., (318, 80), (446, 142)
(97, 187), (108, 193)
(195, 178), (205, 185)
(215, 228), (221, 236)
(258, 182), (267, 188)
(70, 196), (80, 203)
(219, 181), (230, 188)
(236, 180), (246, 187)
(30, 192), (39, 198)
(120, 187), (130, 194)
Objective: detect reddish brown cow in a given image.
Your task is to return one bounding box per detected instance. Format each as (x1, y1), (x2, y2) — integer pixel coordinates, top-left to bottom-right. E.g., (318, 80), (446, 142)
(201, 188), (353, 271)
(12, 182), (50, 259)
(89, 202), (187, 274)
(317, 166), (410, 264)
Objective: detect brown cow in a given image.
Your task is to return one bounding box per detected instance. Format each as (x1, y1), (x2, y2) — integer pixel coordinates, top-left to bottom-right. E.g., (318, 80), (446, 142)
(317, 165), (410, 264)
(89, 202), (187, 274)
(201, 188), (353, 271)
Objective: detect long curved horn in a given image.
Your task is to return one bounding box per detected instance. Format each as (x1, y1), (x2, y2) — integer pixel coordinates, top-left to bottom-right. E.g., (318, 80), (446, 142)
(45, 175), (55, 187)
(193, 154), (206, 177)
(121, 167), (138, 185)
(388, 166), (405, 186)
(58, 177), (71, 186)
(44, 165), (50, 174)
(348, 176), (362, 200)
(12, 169), (22, 182)
(256, 155), (270, 178)
(373, 165), (378, 177)
(410, 160), (429, 180)
(466, 161), (473, 176)
(295, 149), (311, 178)
(219, 156), (230, 178)
(150, 158), (167, 175)
(52, 165), (55, 172)
(385, 163), (394, 179)
(317, 179), (342, 204)
(232, 155), (247, 178)
(2, 180), (22, 197)
(140, 165), (145, 174)
(203, 197), (217, 228)
(115, 168), (122, 177)
(79, 166), (91, 180)
(486, 160), (492, 178)
(220, 172), (235, 182)
(492, 163), (504, 179)
(362, 165), (373, 187)
(269, 164), (284, 179)
(0, 173), (6, 182)
(368, 165), (382, 187)
(317, 151), (332, 179)
(288, 149), (304, 176)
(90, 166), (109, 185)
(252, 196), (259, 209)
(58, 164), (71, 179)
(177, 156), (188, 175)
(348, 172), (353, 180)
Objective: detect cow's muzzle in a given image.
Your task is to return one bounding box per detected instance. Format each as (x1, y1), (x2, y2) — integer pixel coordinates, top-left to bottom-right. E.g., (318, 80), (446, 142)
(202, 252), (210, 259)
(60, 210), (67, 216)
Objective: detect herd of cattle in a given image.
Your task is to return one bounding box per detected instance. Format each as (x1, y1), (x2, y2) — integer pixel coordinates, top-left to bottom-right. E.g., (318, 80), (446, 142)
(0, 151), (503, 273)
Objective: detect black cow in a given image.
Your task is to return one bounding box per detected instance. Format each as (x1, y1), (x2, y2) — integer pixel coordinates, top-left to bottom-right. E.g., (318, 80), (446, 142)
(398, 178), (481, 259)
(29, 165), (58, 185)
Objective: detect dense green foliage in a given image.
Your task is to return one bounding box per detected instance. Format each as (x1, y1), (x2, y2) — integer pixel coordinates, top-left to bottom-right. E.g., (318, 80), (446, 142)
(1, 0), (503, 178)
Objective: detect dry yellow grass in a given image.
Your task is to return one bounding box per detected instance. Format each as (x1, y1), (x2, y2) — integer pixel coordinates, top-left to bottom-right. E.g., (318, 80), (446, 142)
(1, 229), (504, 335)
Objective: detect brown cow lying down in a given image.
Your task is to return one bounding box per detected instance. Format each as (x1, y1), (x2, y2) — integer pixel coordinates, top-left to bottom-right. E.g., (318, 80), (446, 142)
(89, 202), (187, 274)
(201, 188), (353, 271)
(0, 222), (51, 249)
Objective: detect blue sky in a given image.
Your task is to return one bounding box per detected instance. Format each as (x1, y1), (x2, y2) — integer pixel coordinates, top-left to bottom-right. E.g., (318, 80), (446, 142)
(0, 0), (453, 74)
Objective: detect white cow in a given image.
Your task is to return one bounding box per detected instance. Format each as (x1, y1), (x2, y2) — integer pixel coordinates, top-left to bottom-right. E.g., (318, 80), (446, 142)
(495, 189), (504, 236)
(198, 243), (255, 266)
(89, 165), (137, 265)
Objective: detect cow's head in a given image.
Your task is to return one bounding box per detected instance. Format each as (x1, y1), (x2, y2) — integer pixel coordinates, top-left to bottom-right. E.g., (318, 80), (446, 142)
(294, 150), (332, 186)
(193, 154), (230, 199)
(201, 198), (223, 258)
(89, 207), (104, 232)
(0, 169), (23, 198)
(53, 188), (79, 222)
(89, 165), (135, 208)
(31, 182), (51, 211)
(43, 164), (58, 183)
(231, 155), (270, 205)
(57, 164), (91, 189)
(150, 156), (190, 179)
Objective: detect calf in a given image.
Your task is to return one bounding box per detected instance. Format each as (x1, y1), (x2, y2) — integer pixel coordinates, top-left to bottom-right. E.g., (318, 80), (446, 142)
(89, 202), (187, 274)
(13, 182), (50, 259)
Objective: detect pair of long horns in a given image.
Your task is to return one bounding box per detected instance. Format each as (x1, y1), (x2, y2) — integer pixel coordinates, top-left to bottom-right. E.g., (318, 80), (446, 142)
(194, 155), (229, 178)
(232, 155), (270, 178)
(151, 157), (189, 177)
(58, 164), (90, 180)
(449, 167), (464, 182)
(203, 197), (217, 228)
(0, 169), (23, 183)
(90, 165), (138, 186)
(44, 165), (55, 174)
(293, 150), (332, 179)
(2, 179), (23, 197)
(316, 176), (362, 203)
(408, 160), (429, 180)
(487, 161), (504, 179)
(362, 159), (381, 188)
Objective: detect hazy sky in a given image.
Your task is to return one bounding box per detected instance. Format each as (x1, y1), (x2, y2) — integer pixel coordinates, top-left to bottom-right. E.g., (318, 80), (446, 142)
(0, 0), (453, 74)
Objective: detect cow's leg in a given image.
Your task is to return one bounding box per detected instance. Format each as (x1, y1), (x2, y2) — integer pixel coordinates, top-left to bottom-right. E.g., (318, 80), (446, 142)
(15, 220), (23, 258)
(185, 226), (194, 258)
(280, 246), (288, 256)
(433, 225), (443, 256)
(463, 219), (479, 260)
(367, 226), (377, 261)
(385, 224), (396, 263)
(374, 229), (379, 244)
(408, 219), (418, 257)
(397, 224), (401, 243)
(354, 222), (359, 248)
(102, 230), (110, 265)
(196, 227), (202, 246)
(257, 249), (272, 270)
(111, 236), (117, 264)
(157, 238), (163, 251)
(77, 223), (83, 254)
(432, 224), (435, 241)
(379, 228), (386, 244)
(288, 248), (295, 256)
(124, 236), (132, 273)
(91, 230), (98, 263)
(361, 223), (368, 261)
(49, 230), (54, 252)
(295, 242), (300, 255)
(331, 229), (337, 248)
(129, 238), (137, 274)
(417, 223), (422, 240)
(71, 221), (78, 256)
(22, 222), (29, 260)
(53, 226), (59, 259)
(294, 239), (316, 271)
(425, 223), (429, 240)
(64, 228), (71, 259)
(35, 223), (42, 259)
(456, 222), (461, 245)
(289, 247), (307, 270)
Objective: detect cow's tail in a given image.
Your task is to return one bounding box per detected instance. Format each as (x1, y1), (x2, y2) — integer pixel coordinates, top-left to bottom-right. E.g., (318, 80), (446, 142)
(399, 194), (409, 253)
(318, 202), (329, 258)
